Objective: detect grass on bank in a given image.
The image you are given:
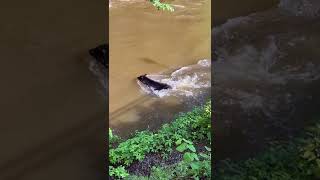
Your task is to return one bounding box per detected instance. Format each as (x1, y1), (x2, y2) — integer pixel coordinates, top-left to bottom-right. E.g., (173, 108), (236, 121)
(109, 101), (211, 179)
(215, 123), (320, 180)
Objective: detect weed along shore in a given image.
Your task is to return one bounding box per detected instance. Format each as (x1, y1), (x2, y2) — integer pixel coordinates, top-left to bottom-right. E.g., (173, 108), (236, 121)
(214, 120), (320, 180)
(109, 101), (211, 179)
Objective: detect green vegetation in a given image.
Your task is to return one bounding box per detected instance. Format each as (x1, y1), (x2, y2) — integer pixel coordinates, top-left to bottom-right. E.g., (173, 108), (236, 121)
(128, 147), (211, 180)
(149, 0), (174, 12)
(215, 123), (320, 180)
(109, 100), (211, 179)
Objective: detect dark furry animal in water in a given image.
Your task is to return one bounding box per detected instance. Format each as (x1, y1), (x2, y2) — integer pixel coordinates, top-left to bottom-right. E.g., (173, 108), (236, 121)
(89, 44), (108, 68)
(137, 74), (171, 91)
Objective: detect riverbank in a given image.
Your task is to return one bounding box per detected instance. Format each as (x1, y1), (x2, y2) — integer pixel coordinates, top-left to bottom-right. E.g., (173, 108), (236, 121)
(109, 100), (211, 179)
(215, 119), (320, 179)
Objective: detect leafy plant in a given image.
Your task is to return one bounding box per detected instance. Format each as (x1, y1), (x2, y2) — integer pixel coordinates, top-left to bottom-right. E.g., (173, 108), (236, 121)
(176, 138), (196, 153)
(149, 0), (174, 12)
(109, 128), (121, 145)
(109, 166), (129, 179)
(109, 100), (211, 179)
(215, 122), (320, 180)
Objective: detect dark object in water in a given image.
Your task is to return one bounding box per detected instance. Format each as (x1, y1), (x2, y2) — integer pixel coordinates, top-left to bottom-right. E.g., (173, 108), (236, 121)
(89, 44), (108, 68)
(137, 74), (171, 91)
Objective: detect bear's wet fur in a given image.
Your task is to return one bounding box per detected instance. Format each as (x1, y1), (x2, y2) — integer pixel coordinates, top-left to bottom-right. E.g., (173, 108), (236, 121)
(137, 74), (171, 91)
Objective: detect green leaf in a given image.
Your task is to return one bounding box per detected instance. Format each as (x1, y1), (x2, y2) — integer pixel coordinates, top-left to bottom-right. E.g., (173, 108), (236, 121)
(205, 146), (211, 152)
(109, 128), (113, 139)
(303, 150), (316, 160)
(183, 152), (194, 162)
(199, 153), (210, 159)
(191, 153), (199, 161)
(190, 162), (200, 170)
(176, 143), (187, 152)
(187, 144), (197, 152)
(182, 139), (193, 144)
(176, 139), (182, 145)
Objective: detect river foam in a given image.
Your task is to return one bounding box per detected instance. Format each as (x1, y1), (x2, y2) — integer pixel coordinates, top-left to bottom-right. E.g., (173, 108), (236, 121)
(137, 59), (211, 98)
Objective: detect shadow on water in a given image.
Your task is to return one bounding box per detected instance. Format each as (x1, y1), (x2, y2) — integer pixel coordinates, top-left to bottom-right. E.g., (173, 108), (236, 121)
(213, 0), (320, 161)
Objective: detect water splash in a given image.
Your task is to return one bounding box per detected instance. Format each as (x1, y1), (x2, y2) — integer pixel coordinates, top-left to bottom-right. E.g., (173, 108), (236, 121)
(197, 59), (211, 67)
(137, 59), (211, 98)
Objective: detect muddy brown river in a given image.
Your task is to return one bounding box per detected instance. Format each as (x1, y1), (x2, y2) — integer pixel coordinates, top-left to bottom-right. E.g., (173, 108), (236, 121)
(109, 0), (211, 137)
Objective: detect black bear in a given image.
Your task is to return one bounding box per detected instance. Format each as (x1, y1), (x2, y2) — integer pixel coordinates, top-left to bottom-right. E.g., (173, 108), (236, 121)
(137, 74), (171, 91)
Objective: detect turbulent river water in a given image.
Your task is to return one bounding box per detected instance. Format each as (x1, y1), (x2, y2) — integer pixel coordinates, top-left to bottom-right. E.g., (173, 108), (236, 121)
(109, 0), (211, 137)
(213, 0), (320, 160)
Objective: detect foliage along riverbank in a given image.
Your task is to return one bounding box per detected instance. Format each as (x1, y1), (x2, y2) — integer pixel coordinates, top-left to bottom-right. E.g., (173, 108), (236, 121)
(215, 122), (320, 180)
(109, 100), (212, 179)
